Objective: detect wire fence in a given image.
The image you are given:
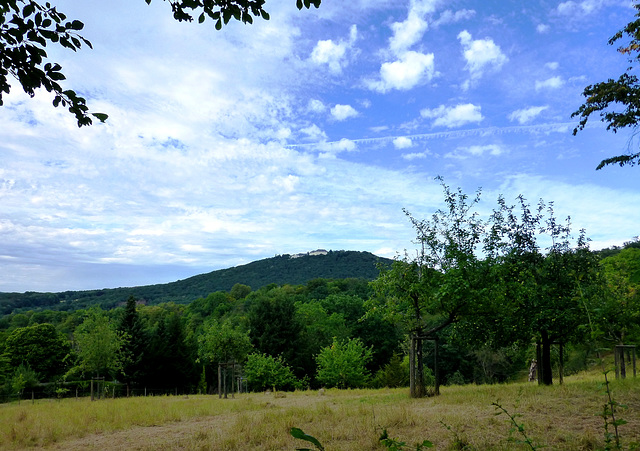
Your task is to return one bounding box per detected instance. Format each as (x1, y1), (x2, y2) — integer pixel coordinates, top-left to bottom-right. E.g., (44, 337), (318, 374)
(0, 380), (200, 404)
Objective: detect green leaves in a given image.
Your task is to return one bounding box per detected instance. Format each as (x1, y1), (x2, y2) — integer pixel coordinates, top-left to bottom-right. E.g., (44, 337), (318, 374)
(290, 427), (325, 451)
(572, 3), (640, 169)
(0, 0), (103, 126)
(316, 337), (372, 389)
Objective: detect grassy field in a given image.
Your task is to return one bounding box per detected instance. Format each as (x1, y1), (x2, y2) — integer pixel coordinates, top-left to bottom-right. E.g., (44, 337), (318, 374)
(1, 372), (639, 450)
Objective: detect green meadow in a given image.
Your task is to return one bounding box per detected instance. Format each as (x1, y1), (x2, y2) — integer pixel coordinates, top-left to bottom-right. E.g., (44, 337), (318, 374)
(1, 371), (638, 450)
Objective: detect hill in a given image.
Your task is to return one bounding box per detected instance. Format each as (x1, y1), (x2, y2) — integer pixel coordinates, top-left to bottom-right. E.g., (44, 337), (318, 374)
(0, 250), (392, 315)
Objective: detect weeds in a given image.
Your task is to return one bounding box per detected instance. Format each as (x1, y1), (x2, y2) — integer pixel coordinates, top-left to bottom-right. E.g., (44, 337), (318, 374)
(600, 370), (627, 451)
(439, 420), (472, 450)
(378, 428), (433, 450)
(492, 401), (539, 450)
(290, 425), (434, 450)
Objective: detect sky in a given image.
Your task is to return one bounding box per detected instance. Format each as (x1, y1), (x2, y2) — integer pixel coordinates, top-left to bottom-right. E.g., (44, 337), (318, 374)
(1, 0), (639, 293)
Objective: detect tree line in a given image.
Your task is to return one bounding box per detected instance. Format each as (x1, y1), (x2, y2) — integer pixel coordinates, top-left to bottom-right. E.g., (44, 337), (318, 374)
(0, 184), (639, 400)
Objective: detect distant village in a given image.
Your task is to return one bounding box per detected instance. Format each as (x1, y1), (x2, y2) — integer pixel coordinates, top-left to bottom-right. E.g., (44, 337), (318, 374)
(289, 249), (328, 259)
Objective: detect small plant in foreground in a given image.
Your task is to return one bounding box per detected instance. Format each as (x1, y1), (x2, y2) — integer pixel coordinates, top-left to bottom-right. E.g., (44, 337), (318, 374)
(599, 370), (627, 451)
(290, 427), (325, 451)
(379, 428), (433, 450)
(440, 420), (472, 450)
(492, 402), (539, 450)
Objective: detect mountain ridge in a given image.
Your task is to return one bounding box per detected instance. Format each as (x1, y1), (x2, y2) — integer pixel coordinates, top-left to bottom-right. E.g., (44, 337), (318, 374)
(0, 250), (393, 315)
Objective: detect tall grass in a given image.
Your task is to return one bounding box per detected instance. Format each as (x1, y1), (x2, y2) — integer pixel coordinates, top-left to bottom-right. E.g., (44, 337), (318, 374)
(1, 373), (638, 450)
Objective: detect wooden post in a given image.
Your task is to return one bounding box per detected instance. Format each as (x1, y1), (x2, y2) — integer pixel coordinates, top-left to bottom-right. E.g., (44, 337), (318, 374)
(218, 364), (222, 399)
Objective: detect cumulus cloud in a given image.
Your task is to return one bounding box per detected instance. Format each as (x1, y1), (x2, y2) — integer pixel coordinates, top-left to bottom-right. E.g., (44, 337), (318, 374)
(318, 138), (358, 156)
(367, 51), (435, 93)
(389, 10), (428, 55)
(330, 104), (359, 121)
(535, 76), (564, 90)
(458, 30), (508, 86)
(300, 124), (327, 141)
(310, 25), (358, 74)
(393, 136), (414, 149)
(402, 150), (431, 160)
(308, 99), (326, 113)
(555, 0), (606, 16)
(445, 144), (504, 159)
(508, 106), (549, 124)
(432, 9), (476, 27)
(421, 103), (483, 128)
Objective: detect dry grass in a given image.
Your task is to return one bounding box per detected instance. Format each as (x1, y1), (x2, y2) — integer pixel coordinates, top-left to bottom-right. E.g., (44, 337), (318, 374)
(1, 373), (639, 450)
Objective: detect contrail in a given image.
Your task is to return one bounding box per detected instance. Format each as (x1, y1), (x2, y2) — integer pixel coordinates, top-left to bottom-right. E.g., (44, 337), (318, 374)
(287, 121), (574, 148)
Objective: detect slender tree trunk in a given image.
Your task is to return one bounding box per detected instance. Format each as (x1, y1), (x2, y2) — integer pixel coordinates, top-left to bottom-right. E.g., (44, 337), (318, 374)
(540, 331), (553, 385)
(416, 336), (425, 397)
(409, 335), (416, 397)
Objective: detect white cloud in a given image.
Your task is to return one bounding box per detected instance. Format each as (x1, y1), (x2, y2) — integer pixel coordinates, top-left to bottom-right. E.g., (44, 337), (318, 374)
(308, 99), (326, 113)
(545, 62), (559, 70)
(310, 25), (358, 74)
(402, 150), (431, 160)
(318, 138), (358, 156)
(535, 76), (564, 90)
(330, 104), (359, 121)
(445, 144), (504, 159)
(432, 9), (476, 27)
(508, 106), (549, 124)
(458, 30), (508, 85)
(367, 51), (435, 93)
(300, 124), (327, 141)
(389, 10), (428, 55)
(421, 103), (483, 128)
(393, 136), (414, 149)
(555, 0), (606, 16)
(537, 23), (550, 33)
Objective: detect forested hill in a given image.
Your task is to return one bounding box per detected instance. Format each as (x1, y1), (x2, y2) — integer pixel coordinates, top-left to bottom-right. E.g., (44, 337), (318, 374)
(0, 250), (393, 315)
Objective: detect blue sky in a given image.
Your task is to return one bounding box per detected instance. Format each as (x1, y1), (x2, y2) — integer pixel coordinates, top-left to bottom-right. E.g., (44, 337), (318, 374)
(1, 0), (639, 292)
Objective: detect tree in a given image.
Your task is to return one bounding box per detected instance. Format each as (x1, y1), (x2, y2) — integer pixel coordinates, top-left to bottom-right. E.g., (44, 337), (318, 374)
(315, 337), (372, 389)
(117, 296), (147, 394)
(596, 247), (640, 344)
(2, 323), (70, 381)
(369, 179), (492, 397)
(484, 197), (603, 385)
(247, 286), (302, 368)
(197, 318), (252, 365)
(0, 0), (321, 126)
(243, 352), (297, 391)
(71, 308), (125, 379)
(572, 1), (640, 169)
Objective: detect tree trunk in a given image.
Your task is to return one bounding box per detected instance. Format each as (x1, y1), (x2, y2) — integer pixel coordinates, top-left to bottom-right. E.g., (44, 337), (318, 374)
(415, 336), (425, 397)
(409, 335), (416, 397)
(539, 331), (553, 385)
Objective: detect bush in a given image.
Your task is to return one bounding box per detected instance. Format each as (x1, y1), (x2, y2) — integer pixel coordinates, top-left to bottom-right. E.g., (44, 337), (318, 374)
(244, 353), (297, 391)
(316, 337), (372, 389)
(371, 354), (409, 388)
